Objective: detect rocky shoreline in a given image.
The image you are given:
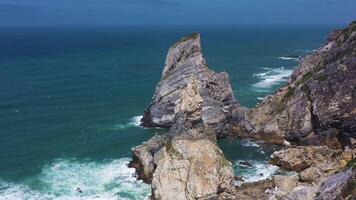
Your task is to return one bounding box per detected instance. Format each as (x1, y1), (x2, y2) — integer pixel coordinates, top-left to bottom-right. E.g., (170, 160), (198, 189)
(129, 21), (356, 199)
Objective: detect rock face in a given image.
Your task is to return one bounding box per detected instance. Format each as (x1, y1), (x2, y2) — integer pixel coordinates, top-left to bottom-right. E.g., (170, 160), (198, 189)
(130, 23), (356, 200)
(270, 146), (353, 172)
(141, 33), (239, 137)
(233, 22), (356, 199)
(316, 168), (355, 200)
(234, 21), (356, 148)
(152, 136), (235, 200)
(270, 146), (354, 181)
(235, 145), (355, 200)
(131, 72), (235, 199)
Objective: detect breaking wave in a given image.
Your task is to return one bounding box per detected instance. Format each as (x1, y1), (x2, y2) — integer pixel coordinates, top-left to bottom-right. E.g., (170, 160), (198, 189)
(241, 139), (260, 147)
(112, 115), (143, 130)
(277, 56), (299, 61)
(252, 67), (293, 91)
(0, 158), (149, 200)
(234, 160), (279, 185)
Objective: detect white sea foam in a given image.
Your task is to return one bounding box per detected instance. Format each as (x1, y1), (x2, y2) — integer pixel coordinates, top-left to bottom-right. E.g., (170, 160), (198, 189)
(242, 162), (278, 182)
(241, 139), (260, 147)
(0, 180), (49, 200)
(256, 97), (264, 100)
(130, 115), (143, 127)
(277, 56), (299, 61)
(252, 67), (293, 91)
(0, 158), (150, 200)
(234, 161), (279, 186)
(113, 115), (143, 129)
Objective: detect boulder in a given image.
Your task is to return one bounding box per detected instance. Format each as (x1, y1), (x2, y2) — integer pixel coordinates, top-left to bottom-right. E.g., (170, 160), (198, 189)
(299, 166), (322, 183)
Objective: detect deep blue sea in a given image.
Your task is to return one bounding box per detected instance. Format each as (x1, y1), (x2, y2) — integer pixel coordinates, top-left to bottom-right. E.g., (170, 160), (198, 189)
(0, 25), (337, 199)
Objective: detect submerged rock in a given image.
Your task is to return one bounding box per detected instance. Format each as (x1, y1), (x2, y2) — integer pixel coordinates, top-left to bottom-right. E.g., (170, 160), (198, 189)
(141, 33), (239, 137)
(238, 161), (253, 168)
(234, 21), (356, 148)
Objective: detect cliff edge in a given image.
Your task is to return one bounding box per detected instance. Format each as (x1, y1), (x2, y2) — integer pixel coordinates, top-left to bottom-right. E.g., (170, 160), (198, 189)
(234, 21), (356, 149)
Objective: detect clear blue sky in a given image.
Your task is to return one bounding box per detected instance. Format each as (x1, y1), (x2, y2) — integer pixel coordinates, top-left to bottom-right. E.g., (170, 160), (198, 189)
(0, 0), (355, 26)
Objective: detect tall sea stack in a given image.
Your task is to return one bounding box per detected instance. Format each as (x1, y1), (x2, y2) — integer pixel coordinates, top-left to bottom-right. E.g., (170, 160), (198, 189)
(141, 33), (240, 138)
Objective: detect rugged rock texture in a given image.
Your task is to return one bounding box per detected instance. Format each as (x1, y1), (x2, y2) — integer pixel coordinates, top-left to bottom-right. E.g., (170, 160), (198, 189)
(152, 136), (235, 200)
(235, 167), (355, 200)
(316, 168), (355, 200)
(235, 179), (274, 200)
(234, 21), (356, 148)
(141, 33), (239, 137)
(130, 23), (356, 200)
(234, 145), (355, 200)
(270, 146), (354, 174)
(129, 134), (166, 183)
(131, 75), (235, 199)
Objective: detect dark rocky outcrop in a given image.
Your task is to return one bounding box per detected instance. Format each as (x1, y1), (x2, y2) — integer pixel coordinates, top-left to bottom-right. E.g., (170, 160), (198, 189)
(141, 33), (239, 138)
(233, 21), (356, 148)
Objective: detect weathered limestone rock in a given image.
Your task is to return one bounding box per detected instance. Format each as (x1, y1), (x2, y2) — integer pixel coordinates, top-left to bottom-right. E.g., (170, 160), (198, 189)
(234, 21), (356, 148)
(273, 174), (300, 197)
(282, 186), (318, 200)
(130, 22), (356, 200)
(141, 33), (239, 137)
(299, 166), (323, 182)
(131, 73), (235, 199)
(270, 146), (354, 174)
(175, 76), (203, 123)
(129, 134), (166, 183)
(316, 168), (354, 200)
(235, 179), (274, 200)
(152, 138), (235, 200)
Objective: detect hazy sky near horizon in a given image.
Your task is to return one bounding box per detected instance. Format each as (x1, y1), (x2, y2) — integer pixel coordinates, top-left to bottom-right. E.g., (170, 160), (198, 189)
(0, 0), (355, 26)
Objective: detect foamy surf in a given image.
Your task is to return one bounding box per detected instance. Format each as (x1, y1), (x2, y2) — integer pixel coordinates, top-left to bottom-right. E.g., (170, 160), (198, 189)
(0, 158), (150, 200)
(277, 56), (299, 61)
(234, 160), (279, 186)
(252, 67), (293, 91)
(112, 115), (143, 130)
(241, 139), (260, 147)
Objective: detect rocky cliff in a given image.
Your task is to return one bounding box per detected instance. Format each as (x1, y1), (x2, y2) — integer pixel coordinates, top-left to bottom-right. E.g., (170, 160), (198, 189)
(131, 76), (236, 199)
(141, 33), (239, 137)
(234, 21), (356, 148)
(130, 22), (356, 200)
(235, 146), (355, 200)
(232, 21), (356, 200)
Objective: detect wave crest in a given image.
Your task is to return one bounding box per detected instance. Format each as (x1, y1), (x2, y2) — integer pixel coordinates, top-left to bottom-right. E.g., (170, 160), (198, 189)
(0, 158), (150, 200)
(252, 67), (293, 91)
(234, 160), (278, 185)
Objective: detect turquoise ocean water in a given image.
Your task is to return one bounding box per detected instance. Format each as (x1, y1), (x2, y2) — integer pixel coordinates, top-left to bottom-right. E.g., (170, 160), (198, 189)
(0, 25), (336, 199)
